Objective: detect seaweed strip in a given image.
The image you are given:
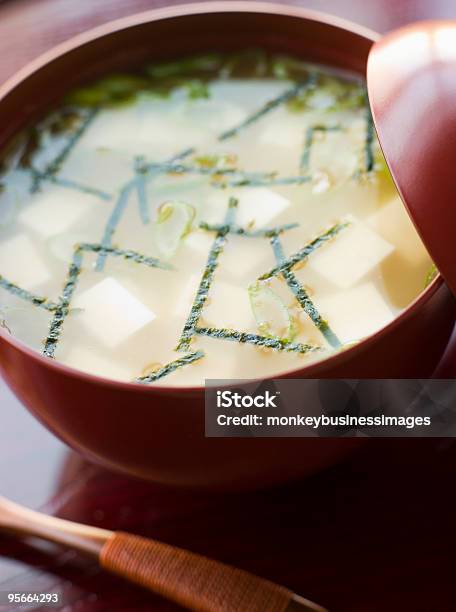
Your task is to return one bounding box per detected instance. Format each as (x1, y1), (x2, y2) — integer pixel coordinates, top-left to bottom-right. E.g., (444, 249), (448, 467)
(259, 222), (348, 281)
(270, 234), (340, 348)
(136, 350), (205, 383)
(142, 160), (274, 186)
(224, 174), (311, 188)
(96, 147), (196, 271)
(300, 125), (341, 173)
(135, 171), (150, 224)
(45, 108), (99, 177)
(364, 107), (375, 174)
(218, 73), (317, 141)
(31, 167), (112, 201)
(282, 267), (340, 348)
(0, 276), (58, 311)
(176, 197), (238, 352)
(43, 248), (84, 358)
(195, 326), (317, 354)
(143, 162), (307, 188)
(143, 161), (238, 175)
(80, 243), (172, 270)
(198, 221), (298, 237)
(95, 181), (136, 271)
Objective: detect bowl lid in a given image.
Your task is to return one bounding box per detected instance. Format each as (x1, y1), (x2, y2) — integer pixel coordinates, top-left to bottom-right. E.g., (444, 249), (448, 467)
(367, 21), (456, 296)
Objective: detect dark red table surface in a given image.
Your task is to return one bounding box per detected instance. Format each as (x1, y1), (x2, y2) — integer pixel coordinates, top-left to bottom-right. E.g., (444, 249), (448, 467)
(1, 1), (456, 611)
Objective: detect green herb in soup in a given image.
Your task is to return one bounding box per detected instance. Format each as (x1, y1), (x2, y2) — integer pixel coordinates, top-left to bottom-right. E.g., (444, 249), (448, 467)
(0, 51), (433, 385)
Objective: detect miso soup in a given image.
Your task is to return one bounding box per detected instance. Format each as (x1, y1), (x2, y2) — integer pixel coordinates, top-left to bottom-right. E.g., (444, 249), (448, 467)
(0, 51), (434, 385)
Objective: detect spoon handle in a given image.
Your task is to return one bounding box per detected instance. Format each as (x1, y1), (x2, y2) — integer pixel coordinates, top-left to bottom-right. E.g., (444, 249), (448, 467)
(100, 531), (326, 612)
(0, 497), (326, 611)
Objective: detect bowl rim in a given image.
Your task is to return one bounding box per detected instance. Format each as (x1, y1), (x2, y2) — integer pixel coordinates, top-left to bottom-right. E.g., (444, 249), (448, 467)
(0, 0), (443, 393)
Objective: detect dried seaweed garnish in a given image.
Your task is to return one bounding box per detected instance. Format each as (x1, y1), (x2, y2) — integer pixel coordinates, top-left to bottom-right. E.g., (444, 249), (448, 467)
(176, 197), (238, 352)
(95, 147), (197, 272)
(223, 174), (312, 188)
(133, 159), (310, 194)
(30, 167), (112, 201)
(48, 109), (81, 135)
(78, 243), (173, 270)
(364, 106), (375, 174)
(19, 128), (41, 171)
(135, 164), (150, 224)
(108, 77), (324, 257)
(136, 350), (205, 383)
(2, 54), (378, 381)
(300, 124), (341, 173)
(268, 233), (341, 348)
(259, 222), (348, 281)
(95, 181), (136, 271)
(142, 159), (272, 183)
(195, 326), (317, 354)
(198, 221), (298, 238)
(43, 248), (84, 358)
(218, 73), (317, 141)
(45, 108), (98, 177)
(30, 108), (98, 194)
(0, 276), (58, 311)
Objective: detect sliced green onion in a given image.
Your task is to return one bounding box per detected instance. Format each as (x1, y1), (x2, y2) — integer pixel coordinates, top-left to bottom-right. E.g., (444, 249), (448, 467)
(153, 201), (196, 259)
(184, 79), (210, 100)
(425, 264), (438, 287)
(249, 281), (296, 341)
(146, 54), (222, 79)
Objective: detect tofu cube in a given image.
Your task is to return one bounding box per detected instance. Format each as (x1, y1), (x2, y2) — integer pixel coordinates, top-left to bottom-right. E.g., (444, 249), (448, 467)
(183, 231), (214, 256)
(367, 198), (430, 266)
(72, 277), (156, 347)
(308, 220), (394, 288)
(18, 186), (95, 238)
(62, 346), (133, 381)
(314, 282), (395, 344)
(0, 233), (50, 290)
(206, 188), (290, 228)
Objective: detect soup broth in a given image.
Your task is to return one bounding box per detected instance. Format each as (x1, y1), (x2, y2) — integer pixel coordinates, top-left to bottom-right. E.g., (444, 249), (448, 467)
(0, 52), (433, 385)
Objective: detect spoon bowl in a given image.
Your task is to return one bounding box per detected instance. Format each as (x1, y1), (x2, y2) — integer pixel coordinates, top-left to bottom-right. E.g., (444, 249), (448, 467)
(367, 20), (456, 296)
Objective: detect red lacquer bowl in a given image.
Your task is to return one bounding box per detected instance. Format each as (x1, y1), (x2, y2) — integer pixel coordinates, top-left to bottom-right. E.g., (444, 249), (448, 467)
(0, 3), (454, 490)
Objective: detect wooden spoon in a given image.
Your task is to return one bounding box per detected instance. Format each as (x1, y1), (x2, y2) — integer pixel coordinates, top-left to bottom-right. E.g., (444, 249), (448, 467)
(0, 495), (326, 612)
